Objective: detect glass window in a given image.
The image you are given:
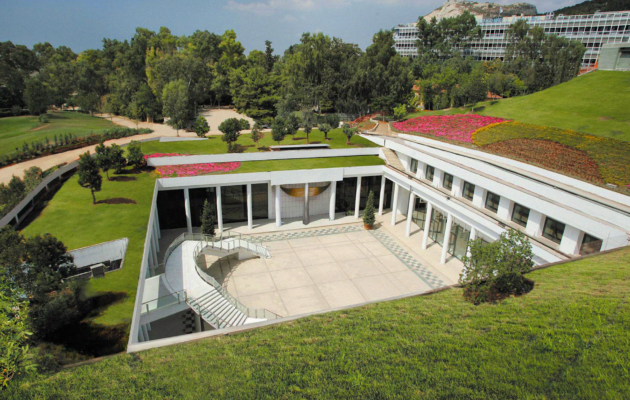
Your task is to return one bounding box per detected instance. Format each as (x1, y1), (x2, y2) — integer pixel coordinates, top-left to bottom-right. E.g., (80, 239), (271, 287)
(251, 184), (269, 220)
(156, 189), (187, 230)
(448, 222), (471, 260)
(442, 173), (454, 191)
(425, 165), (435, 181)
(542, 217), (565, 244)
(462, 182), (475, 201)
(410, 158), (419, 174)
(429, 208), (446, 245)
(190, 187), (217, 227)
(511, 203), (530, 227)
(580, 233), (602, 255)
(221, 185), (247, 224)
(485, 191), (500, 213)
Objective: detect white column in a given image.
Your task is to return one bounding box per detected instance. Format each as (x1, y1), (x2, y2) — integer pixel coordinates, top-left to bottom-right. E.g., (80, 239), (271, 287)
(497, 197), (512, 221)
(405, 192), (416, 237)
(433, 169), (443, 187)
(416, 161), (426, 180)
(216, 186), (223, 233)
(151, 233), (159, 266)
(275, 185), (282, 227)
(390, 183), (399, 226)
(452, 177), (463, 197)
(267, 182), (273, 219)
(304, 182), (310, 225)
(153, 215), (161, 247)
(195, 312), (202, 333)
(354, 176), (361, 218)
(440, 213), (454, 265)
(329, 181), (336, 221)
(246, 184), (253, 230)
(525, 210), (544, 236)
(559, 225), (581, 255)
(421, 202), (433, 250)
(378, 177), (386, 215)
(467, 227), (477, 258)
(184, 188), (192, 233)
(472, 186), (485, 208)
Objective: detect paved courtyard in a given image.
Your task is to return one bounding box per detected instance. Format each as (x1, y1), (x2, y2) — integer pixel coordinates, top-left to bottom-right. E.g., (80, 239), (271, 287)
(199, 223), (456, 318)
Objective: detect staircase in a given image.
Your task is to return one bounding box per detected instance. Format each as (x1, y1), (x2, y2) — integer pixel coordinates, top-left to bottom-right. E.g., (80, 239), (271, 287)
(382, 148), (405, 172)
(200, 235), (271, 259)
(187, 289), (248, 329)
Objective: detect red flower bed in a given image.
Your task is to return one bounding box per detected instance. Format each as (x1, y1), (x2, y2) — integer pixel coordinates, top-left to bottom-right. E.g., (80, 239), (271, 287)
(392, 114), (507, 143)
(156, 162), (241, 178)
(483, 139), (604, 184)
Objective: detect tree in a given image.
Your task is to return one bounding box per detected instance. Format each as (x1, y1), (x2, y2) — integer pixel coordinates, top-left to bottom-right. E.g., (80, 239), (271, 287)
(24, 77), (50, 117)
(126, 141), (145, 169)
(77, 151), (102, 204)
(22, 166), (42, 191)
(218, 117), (242, 152)
(94, 142), (113, 180)
(393, 104), (407, 121)
(271, 116), (287, 144)
(318, 123), (332, 142)
(110, 144), (127, 173)
(239, 118), (250, 131)
(286, 114), (301, 140)
(200, 199), (216, 237)
(0, 277), (35, 388)
(302, 111), (316, 143)
(362, 190), (376, 228)
(460, 230), (534, 304)
(342, 123), (357, 145)
(251, 122), (263, 149)
(162, 79), (189, 136)
(24, 234), (76, 299)
(193, 116), (210, 137)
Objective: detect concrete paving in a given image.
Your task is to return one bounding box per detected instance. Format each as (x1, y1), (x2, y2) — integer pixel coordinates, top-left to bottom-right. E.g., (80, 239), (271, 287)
(192, 215), (461, 318)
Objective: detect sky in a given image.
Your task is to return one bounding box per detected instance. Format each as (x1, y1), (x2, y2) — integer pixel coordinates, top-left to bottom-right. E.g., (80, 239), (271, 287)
(0, 0), (582, 55)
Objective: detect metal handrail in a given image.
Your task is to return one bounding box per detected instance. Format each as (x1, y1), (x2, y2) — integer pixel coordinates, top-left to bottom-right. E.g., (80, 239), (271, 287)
(192, 237), (280, 321)
(141, 289), (187, 314)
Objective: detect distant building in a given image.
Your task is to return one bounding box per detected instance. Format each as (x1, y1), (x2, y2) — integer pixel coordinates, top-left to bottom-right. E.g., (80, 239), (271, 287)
(394, 10), (630, 67)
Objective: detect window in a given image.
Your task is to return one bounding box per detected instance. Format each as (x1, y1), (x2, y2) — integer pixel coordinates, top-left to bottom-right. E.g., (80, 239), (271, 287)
(485, 191), (500, 213)
(462, 182), (475, 201)
(442, 173), (454, 190)
(580, 233), (602, 255)
(542, 217), (566, 244)
(425, 165), (435, 181)
(511, 203), (530, 227)
(410, 158), (419, 174)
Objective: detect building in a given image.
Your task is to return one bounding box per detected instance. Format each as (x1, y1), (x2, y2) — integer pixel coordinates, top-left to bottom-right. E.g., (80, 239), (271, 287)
(127, 133), (630, 351)
(598, 42), (630, 70)
(394, 10), (630, 67)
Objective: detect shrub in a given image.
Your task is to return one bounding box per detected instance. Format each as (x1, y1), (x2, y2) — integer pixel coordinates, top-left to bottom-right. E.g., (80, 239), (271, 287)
(193, 116), (210, 137)
(460, 230), (534, 304)
(28, 284), (86, 340)
(126, 141), (145, 169)
(362, 191), (376, 226)
(200, 199), (216, 237)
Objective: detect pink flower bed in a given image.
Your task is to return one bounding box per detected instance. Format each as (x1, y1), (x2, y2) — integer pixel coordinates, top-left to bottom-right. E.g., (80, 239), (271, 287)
(392, 115), (508, 143)
(156, 162), (241, 177)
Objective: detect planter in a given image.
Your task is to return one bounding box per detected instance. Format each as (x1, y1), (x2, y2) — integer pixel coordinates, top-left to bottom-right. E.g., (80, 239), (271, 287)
(364, 223), (374, 230)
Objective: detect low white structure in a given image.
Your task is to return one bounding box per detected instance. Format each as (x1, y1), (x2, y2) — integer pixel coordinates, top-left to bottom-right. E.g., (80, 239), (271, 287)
(128, 137), (630, 351)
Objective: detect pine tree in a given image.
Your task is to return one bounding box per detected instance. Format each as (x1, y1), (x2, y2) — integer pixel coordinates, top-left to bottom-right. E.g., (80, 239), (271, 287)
(77, 151), (102, 204)
(200, 199), (216, 237)
(362, 190), (376, 228)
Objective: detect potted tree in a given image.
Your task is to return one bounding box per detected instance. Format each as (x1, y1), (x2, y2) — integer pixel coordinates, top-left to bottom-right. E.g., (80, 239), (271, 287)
(363, 190), (376, 230)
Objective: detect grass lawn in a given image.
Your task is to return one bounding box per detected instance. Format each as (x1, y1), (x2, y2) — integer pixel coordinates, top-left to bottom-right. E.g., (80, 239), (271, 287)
(141, 127), (378, 156)
(20, 156), (384, 327)
(408, 71), (630, 141)
(7, 247), (630, 398)
(0, 111), (119, 157)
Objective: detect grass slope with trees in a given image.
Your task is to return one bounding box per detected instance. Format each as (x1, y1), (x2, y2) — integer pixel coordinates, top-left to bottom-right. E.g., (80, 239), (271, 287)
(0, 112), (119, 157)
(6, 247), (629, 398)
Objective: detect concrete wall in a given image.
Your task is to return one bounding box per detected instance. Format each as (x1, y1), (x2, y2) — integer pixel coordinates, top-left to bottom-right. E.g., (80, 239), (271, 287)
(599, 44), (630, 71)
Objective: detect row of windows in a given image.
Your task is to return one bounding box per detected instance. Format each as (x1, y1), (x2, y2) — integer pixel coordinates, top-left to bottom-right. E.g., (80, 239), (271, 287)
(412, 158), (602, 256)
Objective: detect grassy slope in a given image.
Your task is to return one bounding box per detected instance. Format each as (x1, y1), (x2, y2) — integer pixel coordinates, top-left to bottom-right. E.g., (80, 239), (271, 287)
(0, 112), (118, 157)
(141, 127), (378, 156)
(409, 71), (630, 141)
(20, 156), (384, 326)
(8, 248), (630, 398)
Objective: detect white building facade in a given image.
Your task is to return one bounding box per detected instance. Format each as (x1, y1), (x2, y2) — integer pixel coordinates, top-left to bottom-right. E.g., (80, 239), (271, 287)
(394, 10), (630, 67)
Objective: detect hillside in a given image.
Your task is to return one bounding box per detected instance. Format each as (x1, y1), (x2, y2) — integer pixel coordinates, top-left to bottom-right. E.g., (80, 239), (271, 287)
(417, 71), (630, 141)
(424, 0), (537, 20)
(554, 0), (630, 15)
(6, 247), (630, 398)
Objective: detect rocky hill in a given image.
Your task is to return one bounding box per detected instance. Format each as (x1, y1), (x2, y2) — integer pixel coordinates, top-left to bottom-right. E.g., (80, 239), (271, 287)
(424, 0), (538, 21)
